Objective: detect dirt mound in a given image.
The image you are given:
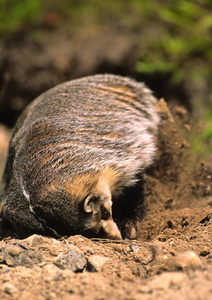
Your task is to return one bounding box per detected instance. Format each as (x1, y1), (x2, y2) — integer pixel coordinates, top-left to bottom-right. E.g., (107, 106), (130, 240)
(141, 101), (212, 242)
(0, 101), (211, 299)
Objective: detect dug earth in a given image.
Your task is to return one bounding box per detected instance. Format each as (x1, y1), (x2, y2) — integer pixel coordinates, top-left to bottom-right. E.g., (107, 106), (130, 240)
(0, 98), (211, 300)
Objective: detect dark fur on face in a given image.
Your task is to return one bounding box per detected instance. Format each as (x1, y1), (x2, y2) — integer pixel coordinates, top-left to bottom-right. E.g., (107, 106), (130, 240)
(0, 74), (159, 239)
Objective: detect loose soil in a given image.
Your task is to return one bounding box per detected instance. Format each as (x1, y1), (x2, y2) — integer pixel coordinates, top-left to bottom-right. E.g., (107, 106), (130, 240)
(0, 30), (211, 300)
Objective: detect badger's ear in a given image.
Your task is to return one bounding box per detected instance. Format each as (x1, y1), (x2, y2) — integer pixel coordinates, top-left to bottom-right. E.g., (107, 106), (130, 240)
(83, 195), (99, 213)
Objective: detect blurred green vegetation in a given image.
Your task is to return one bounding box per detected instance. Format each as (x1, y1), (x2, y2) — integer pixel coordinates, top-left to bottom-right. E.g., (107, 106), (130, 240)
(1, 0), (211, 87)
(0, 0), (211, 156)
(135, 0), (212, 84)
(0, 0), (44, 36)
(188, 114), (212, 159)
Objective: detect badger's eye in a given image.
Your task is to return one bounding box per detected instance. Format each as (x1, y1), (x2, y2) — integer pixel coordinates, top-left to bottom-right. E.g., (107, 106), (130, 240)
(100, 205), (111, 220)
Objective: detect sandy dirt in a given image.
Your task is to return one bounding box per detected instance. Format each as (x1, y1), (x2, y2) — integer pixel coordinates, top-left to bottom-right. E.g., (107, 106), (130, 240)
(0, 101), (211, 300)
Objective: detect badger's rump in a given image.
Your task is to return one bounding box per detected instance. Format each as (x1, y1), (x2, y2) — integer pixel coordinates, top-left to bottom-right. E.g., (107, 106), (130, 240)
(7, 74), (160, 196)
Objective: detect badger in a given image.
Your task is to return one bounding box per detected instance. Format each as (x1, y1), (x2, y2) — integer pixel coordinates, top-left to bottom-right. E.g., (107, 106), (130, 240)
(0, 74), (160, 240)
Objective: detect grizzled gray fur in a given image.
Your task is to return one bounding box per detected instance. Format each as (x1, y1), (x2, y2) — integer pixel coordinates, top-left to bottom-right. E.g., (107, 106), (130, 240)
(0, 74), (160, 239)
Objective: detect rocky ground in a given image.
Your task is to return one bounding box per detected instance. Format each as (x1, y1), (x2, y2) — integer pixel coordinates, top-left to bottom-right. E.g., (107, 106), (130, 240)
(0, 29), (211, 300)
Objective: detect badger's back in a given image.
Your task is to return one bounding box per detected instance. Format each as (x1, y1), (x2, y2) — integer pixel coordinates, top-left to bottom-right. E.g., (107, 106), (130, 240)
(10, 75), (159, 194)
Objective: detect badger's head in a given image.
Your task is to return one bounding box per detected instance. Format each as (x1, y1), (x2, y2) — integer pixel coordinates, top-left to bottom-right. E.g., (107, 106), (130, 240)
(33, 167), (122, 240)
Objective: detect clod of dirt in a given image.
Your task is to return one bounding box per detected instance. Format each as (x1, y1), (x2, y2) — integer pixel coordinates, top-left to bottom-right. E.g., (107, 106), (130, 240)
(155, 98), (174, 123)
(162, 251), (203, 272)
(199, 246), (210, 257)
(3, 282), (18, 296)
(147, 271), (187, 291)
(87, 255), (110, 272)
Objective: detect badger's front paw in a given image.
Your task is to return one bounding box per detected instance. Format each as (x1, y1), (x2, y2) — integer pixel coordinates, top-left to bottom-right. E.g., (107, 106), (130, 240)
(123, 220), (141, 240)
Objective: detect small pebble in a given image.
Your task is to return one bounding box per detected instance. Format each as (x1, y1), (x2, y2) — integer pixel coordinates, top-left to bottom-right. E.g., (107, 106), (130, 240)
(164, 198), (174, 209)
(200, 247), (210, 257)
(54, 246), (86, 271)
(205, 196), (212, 206)
(184, 124), (191, 131)
(111, 244), (123, 253)
(174, 106), (187, 117)
(137, 285), (152, 294)
(169, 240), (174, 246)
(8, 246), (22, 257)
(181, 140), (190, 148)
(24, 234), (44, 247)
(42, 264), (63, 281)
(3, 282), (18, 295)
(49, 246), (60, 256)
(83, 246), (95, 255)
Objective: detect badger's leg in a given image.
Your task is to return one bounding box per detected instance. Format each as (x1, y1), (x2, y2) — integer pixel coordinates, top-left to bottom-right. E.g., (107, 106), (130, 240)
(112, 174), (145, 239)
(1, 179), (58, 238)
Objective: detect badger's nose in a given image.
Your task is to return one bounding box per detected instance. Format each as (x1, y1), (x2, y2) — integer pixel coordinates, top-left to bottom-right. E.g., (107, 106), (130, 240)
(101, 218), (122, 240)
